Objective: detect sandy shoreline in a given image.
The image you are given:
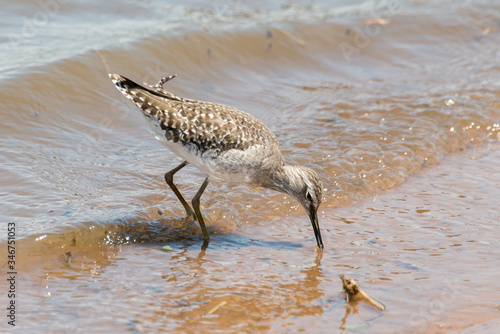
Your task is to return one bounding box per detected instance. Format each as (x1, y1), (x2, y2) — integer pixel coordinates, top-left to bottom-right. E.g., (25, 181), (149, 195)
(323, 142), (500, 333)
(1, 143), (498, 333)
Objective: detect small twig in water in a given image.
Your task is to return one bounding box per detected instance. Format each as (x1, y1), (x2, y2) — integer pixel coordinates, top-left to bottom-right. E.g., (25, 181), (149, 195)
(340, 274), (385, 311)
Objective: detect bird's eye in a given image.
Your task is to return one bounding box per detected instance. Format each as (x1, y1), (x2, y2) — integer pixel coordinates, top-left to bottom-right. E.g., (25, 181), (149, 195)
(306, 191), (313, 201)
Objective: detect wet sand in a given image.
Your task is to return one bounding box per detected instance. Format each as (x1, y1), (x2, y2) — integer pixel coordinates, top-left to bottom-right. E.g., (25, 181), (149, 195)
(2, 143), (498, 333)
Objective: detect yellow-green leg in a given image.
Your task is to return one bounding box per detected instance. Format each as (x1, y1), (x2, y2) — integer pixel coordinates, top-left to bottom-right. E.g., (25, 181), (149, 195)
(164, 161), (195, 218)
(192, 176), (210, 242)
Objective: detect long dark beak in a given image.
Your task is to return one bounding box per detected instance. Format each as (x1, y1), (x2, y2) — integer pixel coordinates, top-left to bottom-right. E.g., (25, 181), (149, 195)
(309, 207), (324, 249)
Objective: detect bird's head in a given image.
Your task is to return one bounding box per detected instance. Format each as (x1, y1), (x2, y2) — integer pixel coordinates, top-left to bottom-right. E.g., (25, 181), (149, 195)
(279, 165), (324, 249)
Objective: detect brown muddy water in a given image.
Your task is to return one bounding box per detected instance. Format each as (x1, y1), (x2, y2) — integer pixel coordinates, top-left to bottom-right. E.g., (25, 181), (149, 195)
(1, 0), (500, 333)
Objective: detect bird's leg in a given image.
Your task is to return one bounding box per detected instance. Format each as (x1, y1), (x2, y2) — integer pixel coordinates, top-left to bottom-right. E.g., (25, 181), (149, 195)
(192, 176), (210, 242)
(164, 161), (195, 218)
(155, 74), (177, 89)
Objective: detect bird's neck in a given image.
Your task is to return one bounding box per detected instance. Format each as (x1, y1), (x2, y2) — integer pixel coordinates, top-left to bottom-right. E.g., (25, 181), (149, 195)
(266, 165), (302, 198)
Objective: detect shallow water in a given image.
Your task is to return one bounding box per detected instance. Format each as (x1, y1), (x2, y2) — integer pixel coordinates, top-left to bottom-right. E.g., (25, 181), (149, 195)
(1, 0), (500, 332)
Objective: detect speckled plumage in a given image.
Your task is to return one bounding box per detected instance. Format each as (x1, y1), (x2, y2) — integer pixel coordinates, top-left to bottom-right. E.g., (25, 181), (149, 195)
(109, 73), (324, 249)
(110, 74), (283, 186)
